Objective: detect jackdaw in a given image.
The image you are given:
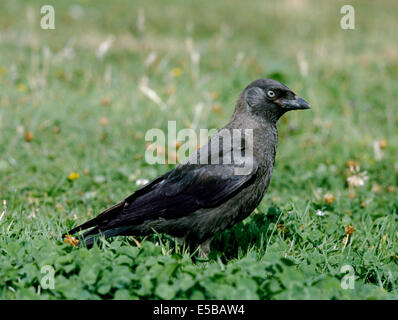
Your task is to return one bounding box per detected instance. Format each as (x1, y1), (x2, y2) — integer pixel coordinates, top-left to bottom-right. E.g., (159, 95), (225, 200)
(65, 78), (310, 256)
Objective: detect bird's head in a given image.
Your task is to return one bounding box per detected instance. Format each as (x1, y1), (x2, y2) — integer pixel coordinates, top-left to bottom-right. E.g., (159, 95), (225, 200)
(235, 78), (311, 123)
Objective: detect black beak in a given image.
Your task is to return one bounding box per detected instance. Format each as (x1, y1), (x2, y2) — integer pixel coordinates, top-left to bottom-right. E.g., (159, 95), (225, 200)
(280, 96), (311, 110)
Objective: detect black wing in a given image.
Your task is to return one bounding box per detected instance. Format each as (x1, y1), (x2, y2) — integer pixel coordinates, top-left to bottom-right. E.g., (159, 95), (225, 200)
(119, 162), (257, 225)
(67, 130), (257, 235)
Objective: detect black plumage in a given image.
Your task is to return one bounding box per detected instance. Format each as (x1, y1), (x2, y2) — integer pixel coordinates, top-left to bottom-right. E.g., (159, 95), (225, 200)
(65, 78), (310, 256)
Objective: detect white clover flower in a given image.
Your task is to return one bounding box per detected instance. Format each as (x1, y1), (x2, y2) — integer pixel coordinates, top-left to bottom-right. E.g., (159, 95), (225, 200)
(347, 171), (368, 187)
(316, 210), (326, 216)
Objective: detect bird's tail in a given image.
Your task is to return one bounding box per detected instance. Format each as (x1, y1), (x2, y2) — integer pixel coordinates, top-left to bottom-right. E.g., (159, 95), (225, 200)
(63, 201), (128, 248)
(78, 226), (132, 248)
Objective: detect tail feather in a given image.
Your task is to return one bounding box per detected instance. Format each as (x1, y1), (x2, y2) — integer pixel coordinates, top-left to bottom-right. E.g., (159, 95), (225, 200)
(78, 226), (133, 248)
(64, 201), (125, 237)
(63, 201), (129, 249)
(63, 201), (137, 248)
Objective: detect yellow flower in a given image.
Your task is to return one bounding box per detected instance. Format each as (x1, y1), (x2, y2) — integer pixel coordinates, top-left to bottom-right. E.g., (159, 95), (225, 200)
(17, 83), (27, 92)
(64, 234), (79, 247)
(68, 172), (80, 181)
(171, 67), (182, 77)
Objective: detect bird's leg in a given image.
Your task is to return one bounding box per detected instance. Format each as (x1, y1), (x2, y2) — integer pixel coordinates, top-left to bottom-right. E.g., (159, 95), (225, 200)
(199, 238), (213, 258)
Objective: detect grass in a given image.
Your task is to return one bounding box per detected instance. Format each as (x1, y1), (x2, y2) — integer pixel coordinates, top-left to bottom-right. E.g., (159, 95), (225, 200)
(1, 0), (398, 299)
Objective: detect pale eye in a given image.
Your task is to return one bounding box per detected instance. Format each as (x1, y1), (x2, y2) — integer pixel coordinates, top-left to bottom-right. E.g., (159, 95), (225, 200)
(266, 90), (276, 98)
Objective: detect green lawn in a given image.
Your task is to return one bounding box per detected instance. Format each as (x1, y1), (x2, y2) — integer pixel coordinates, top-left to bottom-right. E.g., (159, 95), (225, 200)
(1, 0), (398, 299)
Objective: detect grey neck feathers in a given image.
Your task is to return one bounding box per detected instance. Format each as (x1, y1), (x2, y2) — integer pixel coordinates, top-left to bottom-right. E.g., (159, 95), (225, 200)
(230, 97), (282, 128)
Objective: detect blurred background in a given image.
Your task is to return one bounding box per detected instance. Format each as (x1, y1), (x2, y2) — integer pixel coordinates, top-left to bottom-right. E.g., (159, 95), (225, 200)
(1, 0), (397, 199)
(0, 0), (398, 299)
